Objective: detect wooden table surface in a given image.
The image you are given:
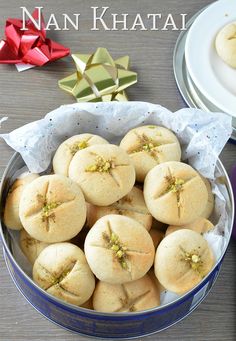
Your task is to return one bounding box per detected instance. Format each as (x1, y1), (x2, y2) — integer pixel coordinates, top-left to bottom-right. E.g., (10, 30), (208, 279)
(0, 0), (235, 340)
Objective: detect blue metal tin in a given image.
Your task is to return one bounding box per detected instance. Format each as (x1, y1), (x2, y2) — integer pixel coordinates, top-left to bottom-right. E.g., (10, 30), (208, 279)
(0, 153), (234, 339)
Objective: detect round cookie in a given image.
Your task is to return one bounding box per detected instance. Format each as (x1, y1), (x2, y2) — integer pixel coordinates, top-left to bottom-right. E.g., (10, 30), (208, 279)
(149, 229), (164, 249)
(19, 174), (86, 243)
(69, 144), (135, 206)
(20, 229), (50, 264)
(120, 125), (181, 182)
(200, 177), (214, 219)
(215, 22), (236, 68)
(4, 173), (39, 230)
(154, 229), (215, 295)
(144, 161), (208, 225)
(165, 217), (214, 237)
(53, 134), (108, 176)
(33, 243), (95, 306)
(93, 274), (160, 313)
(87, 186), (152, 231)
(84, 215), (155, 284)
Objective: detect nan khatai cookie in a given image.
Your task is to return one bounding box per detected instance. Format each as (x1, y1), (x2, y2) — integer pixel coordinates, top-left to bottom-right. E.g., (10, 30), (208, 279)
(53, 134), (108, 176)
(165, 217), (214, 237)
(144, 161), (208, 225)
(84, 215), (155, 284)
(154, 229), (215, 294)
(4, 173), (39, 230)
(200, 177), (214, 219)
(69, 144), (135, 206)
(20, 229), (50, 264)
(19, 174), (86, 243)
(33, 243), (95, 306)
(215, 22), (236, 68)
(87, 186), (152, 231)
(93, 274), (160, 313)
(120, 125), (181, 182)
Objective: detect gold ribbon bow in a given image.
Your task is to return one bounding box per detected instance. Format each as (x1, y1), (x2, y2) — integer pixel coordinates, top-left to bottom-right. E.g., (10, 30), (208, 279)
(58, 47), (137, 102)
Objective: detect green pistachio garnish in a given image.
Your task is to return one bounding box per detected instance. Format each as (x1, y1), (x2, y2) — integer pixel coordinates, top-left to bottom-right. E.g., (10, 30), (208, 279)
(51, 270), (70, 286)
(41, 202), (60, 222)
(168, 178), (185, 193)
(180, 247), (203, 273)
(69, 140), (88, 155)
(103, 231), (128, 270)
(86, 156), (115, 173)
(130, 133), (160, 161)
(163, 176), (185, 208)
(111, 244), (120, 252)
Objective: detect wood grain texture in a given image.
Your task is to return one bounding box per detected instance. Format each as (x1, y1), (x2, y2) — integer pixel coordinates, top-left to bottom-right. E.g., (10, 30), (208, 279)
(0, 0), (235, 340)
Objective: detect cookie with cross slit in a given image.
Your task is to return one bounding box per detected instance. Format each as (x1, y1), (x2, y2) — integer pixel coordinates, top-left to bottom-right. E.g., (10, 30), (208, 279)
(4, 172), (39, 230)
(68, 144), (135, 206)
(144, 161), (208, 225)
(84, 214), (155, 284)
(86, 186), (152, 231)
(154, 229), (215, 294)
(53, 133), (109, 176)
(120, 125), (181, 182)
(93, 274), (160, 313)
(33, 243), (95, 306)
(19, 174), (86, 243)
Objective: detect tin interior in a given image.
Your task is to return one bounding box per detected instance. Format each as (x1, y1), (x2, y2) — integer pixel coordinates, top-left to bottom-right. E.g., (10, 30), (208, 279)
(0, 152), (234, 317)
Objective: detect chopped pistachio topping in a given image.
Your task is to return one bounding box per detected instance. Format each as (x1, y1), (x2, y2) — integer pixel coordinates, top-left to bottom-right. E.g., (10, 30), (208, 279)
(51, 269), (70, 286)
(41, 202), (60, 221)
(191, 254), (200, 263)
(164, 176), (185, 193)
(131, 133), (160, 157)
(85, 156), (115, 173)
(163, 176), (185, 208)
(180, 247), (203, 273)
(69, 140), (88, 155)
(103, 231), (128, 270)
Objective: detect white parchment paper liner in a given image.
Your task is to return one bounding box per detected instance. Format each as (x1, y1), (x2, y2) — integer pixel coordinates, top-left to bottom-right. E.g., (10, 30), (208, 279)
(0, 102), (233, 306)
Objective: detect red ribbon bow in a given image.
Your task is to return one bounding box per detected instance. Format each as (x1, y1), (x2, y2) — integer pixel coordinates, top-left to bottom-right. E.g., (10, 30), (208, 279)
(0, 9), (70, 66)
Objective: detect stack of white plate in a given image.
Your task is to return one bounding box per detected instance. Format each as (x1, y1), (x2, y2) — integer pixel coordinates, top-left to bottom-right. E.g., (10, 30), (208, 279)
(173, 0), (236, 141)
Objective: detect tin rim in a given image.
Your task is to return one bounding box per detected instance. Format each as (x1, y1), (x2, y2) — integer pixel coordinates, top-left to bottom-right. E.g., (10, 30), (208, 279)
(0, 152), (234, 318)
(173, 6), (236, 142)
(3, 247), (222, 339)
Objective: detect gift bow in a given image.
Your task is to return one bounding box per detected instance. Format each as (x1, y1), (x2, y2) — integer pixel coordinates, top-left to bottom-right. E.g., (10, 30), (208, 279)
(0, 9), (70, 66)
(58, 47), (137, 102)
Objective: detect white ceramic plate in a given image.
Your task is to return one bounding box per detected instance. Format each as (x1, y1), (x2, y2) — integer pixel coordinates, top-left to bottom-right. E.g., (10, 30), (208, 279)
(185, 0), (236, 118)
